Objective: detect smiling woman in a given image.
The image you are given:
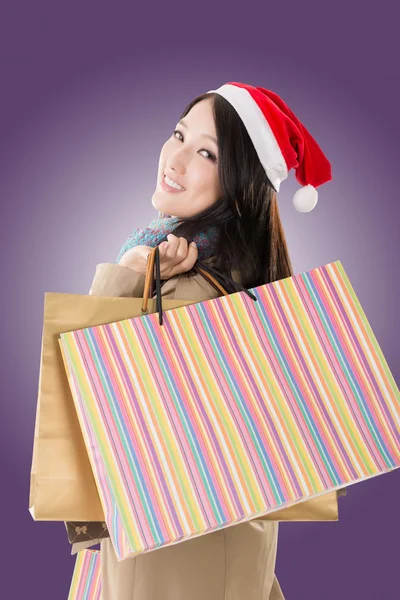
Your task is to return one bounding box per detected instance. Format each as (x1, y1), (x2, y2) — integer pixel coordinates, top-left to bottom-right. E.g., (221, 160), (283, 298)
(91, 86), (293, 600)
(68, 81), (333, 600)
(152, 98), (222, 218)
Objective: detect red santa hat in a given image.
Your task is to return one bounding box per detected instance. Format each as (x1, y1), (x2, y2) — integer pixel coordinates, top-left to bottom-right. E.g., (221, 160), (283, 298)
(206, 82), (332, 212)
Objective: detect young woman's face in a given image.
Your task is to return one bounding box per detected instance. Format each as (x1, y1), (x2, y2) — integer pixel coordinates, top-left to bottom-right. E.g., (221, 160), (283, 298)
(152, 98), (221, 218)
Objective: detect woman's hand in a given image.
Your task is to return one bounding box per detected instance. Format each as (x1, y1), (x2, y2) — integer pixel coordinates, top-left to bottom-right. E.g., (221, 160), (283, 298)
(118, 234), (198, 279)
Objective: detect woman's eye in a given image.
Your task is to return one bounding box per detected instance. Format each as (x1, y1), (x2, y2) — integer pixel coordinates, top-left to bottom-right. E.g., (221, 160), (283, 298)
(199, 149), (215, 161)
(172, 130), (217, 163)
(173, 129), (183, 141)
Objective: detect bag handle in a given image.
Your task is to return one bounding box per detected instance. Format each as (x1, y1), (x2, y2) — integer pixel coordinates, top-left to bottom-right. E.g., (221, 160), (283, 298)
(141, 245), (257, 325)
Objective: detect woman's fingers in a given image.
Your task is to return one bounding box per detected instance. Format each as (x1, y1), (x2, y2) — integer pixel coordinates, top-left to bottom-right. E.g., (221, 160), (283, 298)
(173, 242), (198, 273)
(118, 236), (198, 280)
(164, 234), (187, 262)
(158, 235), (198, 277)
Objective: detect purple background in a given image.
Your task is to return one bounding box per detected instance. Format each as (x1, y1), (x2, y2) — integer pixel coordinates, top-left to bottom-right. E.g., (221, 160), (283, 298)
(1, 1), (399, 598)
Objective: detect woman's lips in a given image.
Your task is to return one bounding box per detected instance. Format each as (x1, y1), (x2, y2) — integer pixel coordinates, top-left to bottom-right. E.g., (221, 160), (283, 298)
(160, 175), (186, 193)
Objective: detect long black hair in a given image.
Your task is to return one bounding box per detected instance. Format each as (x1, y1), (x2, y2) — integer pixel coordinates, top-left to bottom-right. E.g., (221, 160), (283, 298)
(159, 92), (294, 288)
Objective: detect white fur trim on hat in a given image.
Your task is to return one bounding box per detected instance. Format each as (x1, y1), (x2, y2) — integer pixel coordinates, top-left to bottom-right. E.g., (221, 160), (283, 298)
(207, 84), (288, 191)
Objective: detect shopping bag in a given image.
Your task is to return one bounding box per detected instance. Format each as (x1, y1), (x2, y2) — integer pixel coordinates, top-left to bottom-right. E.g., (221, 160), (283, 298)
(60, 255), (342, 546)
(29, 252), (340, 526)
(28, 281), (198, 521)
(67, 549), (101, 600)
(60, 249), (391, 560)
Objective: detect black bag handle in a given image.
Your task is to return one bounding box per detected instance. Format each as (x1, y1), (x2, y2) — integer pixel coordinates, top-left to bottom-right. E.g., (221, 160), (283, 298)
(142, 246), (257, 326)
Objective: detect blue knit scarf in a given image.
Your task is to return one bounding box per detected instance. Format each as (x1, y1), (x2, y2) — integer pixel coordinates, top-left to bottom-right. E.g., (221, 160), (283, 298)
(116, 212), (219, 264)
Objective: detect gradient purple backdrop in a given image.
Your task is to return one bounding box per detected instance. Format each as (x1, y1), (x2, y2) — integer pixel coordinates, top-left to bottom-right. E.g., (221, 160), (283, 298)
(1, 1), (399, 598)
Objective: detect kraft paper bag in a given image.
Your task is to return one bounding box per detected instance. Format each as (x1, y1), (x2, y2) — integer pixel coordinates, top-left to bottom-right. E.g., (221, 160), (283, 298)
(29, 291), (197, 521)
(59, 259), (397, 561)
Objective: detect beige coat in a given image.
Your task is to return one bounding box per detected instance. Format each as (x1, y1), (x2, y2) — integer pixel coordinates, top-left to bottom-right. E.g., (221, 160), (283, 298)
(70, 258), (285, 599)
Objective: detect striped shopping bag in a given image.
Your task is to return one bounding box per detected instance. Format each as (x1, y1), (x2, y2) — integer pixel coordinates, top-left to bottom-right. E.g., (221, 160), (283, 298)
(67, 549), (101, 600)
(59, 258), (400, 561)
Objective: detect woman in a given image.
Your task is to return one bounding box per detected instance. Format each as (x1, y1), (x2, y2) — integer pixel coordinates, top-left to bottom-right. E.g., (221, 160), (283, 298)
(72, 81), (332, 599)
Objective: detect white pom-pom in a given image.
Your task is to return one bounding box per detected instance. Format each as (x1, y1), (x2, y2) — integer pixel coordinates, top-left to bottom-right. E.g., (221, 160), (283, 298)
(293, 184), (318, 212)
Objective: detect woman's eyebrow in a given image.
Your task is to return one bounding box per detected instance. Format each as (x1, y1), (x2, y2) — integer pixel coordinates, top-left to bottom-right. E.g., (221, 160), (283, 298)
(177, 119), (217, 145)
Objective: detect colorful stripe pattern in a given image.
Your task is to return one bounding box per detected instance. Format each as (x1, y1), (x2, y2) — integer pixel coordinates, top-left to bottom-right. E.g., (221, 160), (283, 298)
(67, 549), (101, 600)
(60, 260), (400, 561)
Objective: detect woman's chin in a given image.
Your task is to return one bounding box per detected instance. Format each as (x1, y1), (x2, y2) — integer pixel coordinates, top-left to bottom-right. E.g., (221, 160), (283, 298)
(151, 193), (170, 213)
(151, 193), (179, 217)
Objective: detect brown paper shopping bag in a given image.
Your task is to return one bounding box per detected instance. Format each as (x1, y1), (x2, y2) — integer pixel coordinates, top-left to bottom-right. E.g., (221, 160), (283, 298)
(29, 290), (198, 521)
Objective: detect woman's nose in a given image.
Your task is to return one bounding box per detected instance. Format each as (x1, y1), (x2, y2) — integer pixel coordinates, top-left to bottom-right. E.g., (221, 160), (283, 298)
(166, 148), (188, 174)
